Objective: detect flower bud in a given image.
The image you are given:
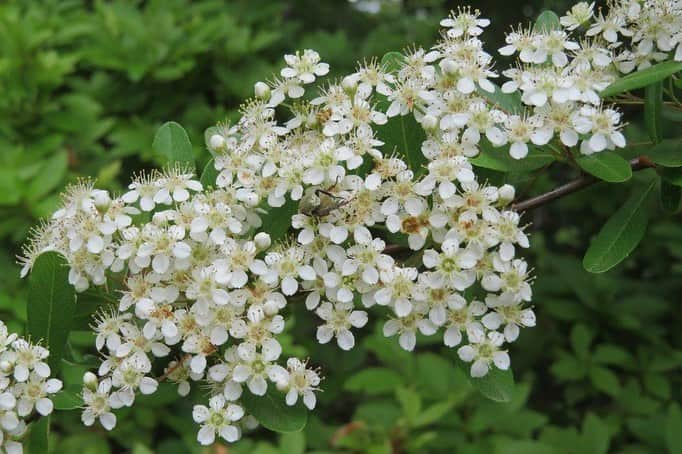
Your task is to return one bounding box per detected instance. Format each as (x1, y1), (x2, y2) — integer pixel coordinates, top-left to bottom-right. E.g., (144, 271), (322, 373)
(341, 75), (357, 93)
(254, 232), (272, 250)
(209, 134), (226, 152)
(440, 59), (458, 75)
(83, 372), (98, 391)
(0, 361), (12, 374)
(498, 184), (516, 203)
(254, 81), (270, 99)
(421, 114), (438, 130)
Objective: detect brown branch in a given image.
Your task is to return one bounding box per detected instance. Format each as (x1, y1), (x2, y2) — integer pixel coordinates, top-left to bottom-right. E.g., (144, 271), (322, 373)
(512, 155), (656, 212)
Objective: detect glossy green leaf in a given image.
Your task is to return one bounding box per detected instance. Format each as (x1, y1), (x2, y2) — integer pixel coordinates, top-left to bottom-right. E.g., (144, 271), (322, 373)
(242, 388), (308, 433)
(660, 180), (681, 212)
(472, 142), (555, 173)
(583, 178), (656, 273)
(260, 199), (297, 242)
(533, 10), (561, 33)
(200, 158), (219, 188)
(27, 252), (77, 372)
(646, 138), (682, 167)
(577, 152), (632, 183)
(600, 61), (682, 97)
(644, 82), (663, 143)
(477, 83), (523, 114)
(27, 416), (49, 454)
(374, 109), (426, 174)
(152, 121), (195, 168)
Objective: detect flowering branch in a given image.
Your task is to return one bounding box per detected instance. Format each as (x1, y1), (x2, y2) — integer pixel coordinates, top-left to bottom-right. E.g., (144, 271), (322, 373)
(512, 156), (656, 212)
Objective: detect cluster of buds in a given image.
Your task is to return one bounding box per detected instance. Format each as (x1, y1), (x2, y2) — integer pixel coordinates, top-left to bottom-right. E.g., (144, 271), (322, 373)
(0, 322), (62, 454)
(18, 0), (674, 447)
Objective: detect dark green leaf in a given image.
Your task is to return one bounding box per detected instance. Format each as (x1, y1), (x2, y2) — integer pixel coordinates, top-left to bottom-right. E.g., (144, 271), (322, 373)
(570, 324), (593, 360)
(644, 82), (663, 143)
(577, 152), (632, 183)
(646, 138), (682, 167)
(471, 367), (515, 403)
(472, 142), (554, 173)
(583, 178), (656, 273)
(374, 109), (426, 174)
(27, 416), (49, 453)
(53, 386), (83, 410)
(666, 404), (682, 453)
(589, 366), (621, 396)
(259, 199), (297, 242)
(242, 388), (308, 433)
(152, 121), (195, 169)
(534, 10), (561, 33)
(200, 158), (219, 188)
(27, 252), (77, 372)
(600, 61), (682, 97)
(582, 413), (610, 454)
(660, 180), (681, 212)
(477, 83), (523, 113)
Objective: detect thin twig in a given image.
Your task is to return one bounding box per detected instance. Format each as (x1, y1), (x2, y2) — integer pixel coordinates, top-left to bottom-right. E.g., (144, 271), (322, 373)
(512, 155), (655, 212)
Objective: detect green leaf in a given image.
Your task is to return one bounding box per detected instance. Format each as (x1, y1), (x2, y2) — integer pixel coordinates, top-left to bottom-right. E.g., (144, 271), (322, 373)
(374, 109), (426, 174)
(471, 367), (515, 403)
(471, 142), (555, 172)
(570, 324), (593, 360)
(666, 404), (682, 453)
(583, 178), (656, 273)
(600, 61), (682, 97)
(259, 199), (297, 242)
(242, 388), (308, 433)
(577, 152), (632, 183)
(27, 416), (49, 453)
(592, 344), (632, 366)
(661, 167), (682, 186)
(646, 138), (682, 167)
(152, 121), (195, 169)
(200, 158), (219, 188)
(582, 413), (610, 454)
(644, 82), (664, 143)
(477, 83), (523, 113)
(589, 366), (620, 396)
(26, 151), (69, 201)
(344, 367), (405, 395)
(53, 386), (83, 410)
(27, 252), (77, 372)
(660, 180), (681, 212)
(534, 10), (561, 33)
(413, 399), (456, 428)
(381, 51), (405, 73)
(395, 387), (422, 424)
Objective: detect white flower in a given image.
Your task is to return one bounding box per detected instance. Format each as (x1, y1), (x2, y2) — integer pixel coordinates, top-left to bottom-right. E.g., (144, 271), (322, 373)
(232, 341), (282, 396)
(281, 49), (329, 84)
(457, 330), (510, 377)
(315, 301), (368, 350)
(193, 395), (244, 445)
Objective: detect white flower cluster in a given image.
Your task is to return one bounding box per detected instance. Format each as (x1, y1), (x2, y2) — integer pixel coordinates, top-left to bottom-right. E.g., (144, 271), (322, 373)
(20, 0), (671, 446)
(577, 0), (682, 72)
(0, 321), (62, 454)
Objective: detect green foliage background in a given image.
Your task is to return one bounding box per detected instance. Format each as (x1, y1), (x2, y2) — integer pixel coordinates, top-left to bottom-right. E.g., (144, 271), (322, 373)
(1, 0), (681, 452)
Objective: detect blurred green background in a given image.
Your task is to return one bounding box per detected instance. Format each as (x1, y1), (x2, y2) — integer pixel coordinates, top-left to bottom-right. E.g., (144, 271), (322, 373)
(1, 0), (681, 453)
